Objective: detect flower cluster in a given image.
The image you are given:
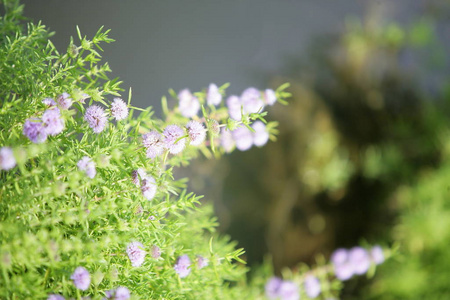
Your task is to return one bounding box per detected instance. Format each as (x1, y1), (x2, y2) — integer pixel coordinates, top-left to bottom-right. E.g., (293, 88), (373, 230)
(70, 266), (91, 291)
(303, 276), (321, 299)
(265, 245), (386, 299)
(126, 241), (146, 267)
(220, 120), (270, 152)
(141, 176), (157, 200)
(163, 124), (186, 154)
(207, 83), (222, 106)
(265, 277), (299, 300)
(77, 156), (96, 179)
(23, 96), (66, 143)
(84, 98), (128, 133)
(142, 131), (164, 158)
(0, 147), (16, 170)
(84, 105), (108, 133)
(56, 92), (73, 110)
(50, 267), (131, 299)
(252, 121), (270, 147)
(174, 255), (191, 278)
(42, 97), (57, 107)
(178, 89), (200, 118)
(132, 168), (158, 200)
(104, 286), (131, 300)
(331, 245), (384, 281)
(186, 121), (206, 146)
(142, 121), (206, 158)
(22, 93), (128, 143)
(175, 85), (278, 155)
(23, 118), (48, 143)
(110, 98), (129, 121)
(42, 109), (65, 136)
(226, 87), (277, 121)
(172, 254), (209, 279)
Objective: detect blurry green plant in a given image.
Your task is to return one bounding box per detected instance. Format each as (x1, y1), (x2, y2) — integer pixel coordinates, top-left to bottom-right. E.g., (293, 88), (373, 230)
(344, 11), (450, 299)
(362, 16), (450, 297)
(209, 3), (449, 299)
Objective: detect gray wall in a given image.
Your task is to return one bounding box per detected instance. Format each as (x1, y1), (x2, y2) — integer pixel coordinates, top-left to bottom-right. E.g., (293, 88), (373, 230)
(21, 0), (375, 114)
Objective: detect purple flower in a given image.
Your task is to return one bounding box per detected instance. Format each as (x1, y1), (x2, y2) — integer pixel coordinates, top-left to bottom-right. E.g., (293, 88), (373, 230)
(331, 247), (371, 280)
(56, 92), (72, 110)
(196, 255), (208, 269)
(278, 281), (299, 300)
(207, 83), (222, 106)
(265, 278), (299, 300)
(23, 118), (47, 143)
(105, 286), (130, 300)
(265, 277), (283, 299)
(178, 89), (200, 118)
(110, 98), (128, 121)
(71, 266), (90, 291)
(232, 126), (253, 151)
(174, 255), (191, 278)
(220, 128), (235, 153)
(142, 131), (164, 159)
(163, 125), (186, 154)
(226, 95), (242, 121)
(42, 98), (57, 107)
(331, 248), (348, 266)
(304, 275), (321, 298)
(263, 89), (277, 106)
(114, 287), (131, 300)
(251, 121), (269, 147)
(334, 262), (354, 281)
(241, 87), (264, 114)
(42, 108), (64, 136)
(0, 147), (16, 170)
(77, 156), (96, 179)
(370, 245), (384, 265)
(126, 241), (146, 267)
(141, 175), (157, 200)
(331, 248), (353, 281)
(84, 105), (108, 133)
(348, 247), (371, 275)
(151, 245), (161, 259)
(47, 294), (65, 300)
(186, 120), (206, 146)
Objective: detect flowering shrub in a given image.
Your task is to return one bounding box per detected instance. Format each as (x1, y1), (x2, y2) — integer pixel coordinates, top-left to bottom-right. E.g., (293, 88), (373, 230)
(0, 1), (389, 299)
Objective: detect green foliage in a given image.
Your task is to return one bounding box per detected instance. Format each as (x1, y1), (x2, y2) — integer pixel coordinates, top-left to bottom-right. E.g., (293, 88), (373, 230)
(212, 6), (448, 299)
(0, 1), (276, 299)
(340, 12), (450, 300)
(368, 154), (450, 299)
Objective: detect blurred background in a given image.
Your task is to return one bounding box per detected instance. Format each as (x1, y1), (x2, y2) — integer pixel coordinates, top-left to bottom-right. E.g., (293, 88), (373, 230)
(22, 1), (450, 298)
